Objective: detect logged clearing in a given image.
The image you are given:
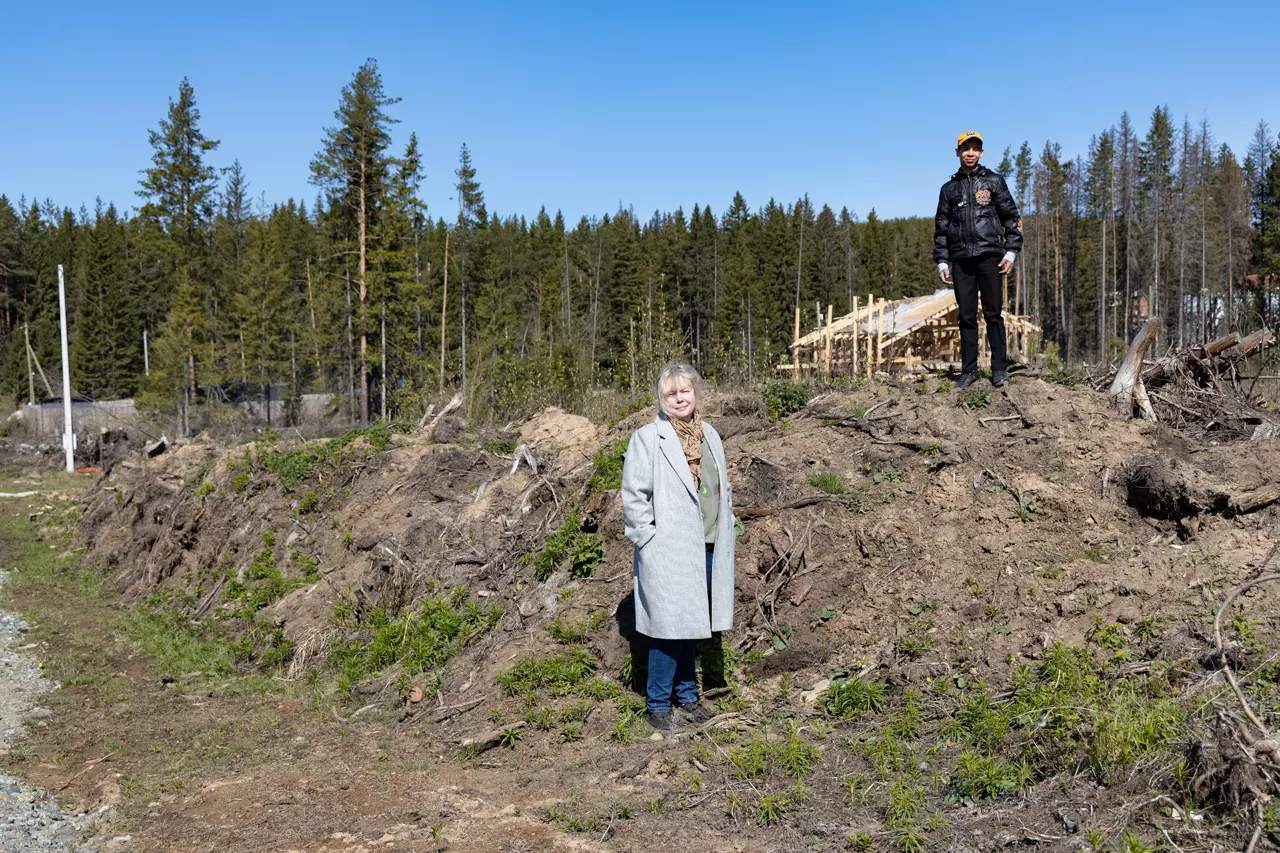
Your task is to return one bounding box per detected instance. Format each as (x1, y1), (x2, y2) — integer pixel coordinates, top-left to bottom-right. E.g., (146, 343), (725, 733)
(5, 375), (1280, 853)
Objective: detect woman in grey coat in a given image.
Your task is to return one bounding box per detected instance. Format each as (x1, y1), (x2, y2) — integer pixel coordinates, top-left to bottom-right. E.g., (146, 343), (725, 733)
(621, 361), (735, 730)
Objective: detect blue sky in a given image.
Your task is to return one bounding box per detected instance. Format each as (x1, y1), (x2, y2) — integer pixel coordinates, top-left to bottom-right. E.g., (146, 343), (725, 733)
(4, 0), (1278, 223)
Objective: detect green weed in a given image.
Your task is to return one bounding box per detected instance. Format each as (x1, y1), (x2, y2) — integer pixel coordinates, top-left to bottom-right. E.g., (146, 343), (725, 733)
(763, 380), (810, 420)
(809, 470), (846, 495)
(482, 438), (517, 455)
(494, 645), (597, 697)
(587, 440), (627, 492)
(524, 508), (605, 581)
(330, 592), (500, 690)
(820, 674), (888, 719)
(959, 389), (990, 410)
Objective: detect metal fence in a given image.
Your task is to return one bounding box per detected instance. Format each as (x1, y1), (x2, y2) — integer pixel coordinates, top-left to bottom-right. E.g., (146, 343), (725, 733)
(11, 399), (138, 439)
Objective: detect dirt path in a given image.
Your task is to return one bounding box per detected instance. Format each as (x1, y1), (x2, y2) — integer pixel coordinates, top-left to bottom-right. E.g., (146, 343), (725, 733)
(0, 567), (102, 852)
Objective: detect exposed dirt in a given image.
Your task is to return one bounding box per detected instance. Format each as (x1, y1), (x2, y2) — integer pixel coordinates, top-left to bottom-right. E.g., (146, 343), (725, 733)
(5, 376), (1280, 852)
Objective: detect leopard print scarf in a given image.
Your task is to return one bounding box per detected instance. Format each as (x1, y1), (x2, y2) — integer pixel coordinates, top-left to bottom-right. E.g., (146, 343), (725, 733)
(669, 415), (704, 488)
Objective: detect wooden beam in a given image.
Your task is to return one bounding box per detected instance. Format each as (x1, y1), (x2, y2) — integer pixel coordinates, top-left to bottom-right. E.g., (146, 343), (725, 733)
(823, 304), (833, 380)
(792, 305), (800, 380)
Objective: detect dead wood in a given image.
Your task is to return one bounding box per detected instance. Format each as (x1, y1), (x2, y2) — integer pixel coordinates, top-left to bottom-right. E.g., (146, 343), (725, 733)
(1252, 421), (1280, 441)
(423, 392), (464, 436)
(1142, 332), (1238, 387)
(736, 494), (844, 519)
(458, 720), (525, 753)
(1109, 318), (1162, 419)
(1126, 455), (1280, 520)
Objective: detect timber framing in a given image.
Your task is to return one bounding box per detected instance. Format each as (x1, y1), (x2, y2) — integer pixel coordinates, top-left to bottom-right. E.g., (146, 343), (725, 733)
(782, 288), (1041, 378)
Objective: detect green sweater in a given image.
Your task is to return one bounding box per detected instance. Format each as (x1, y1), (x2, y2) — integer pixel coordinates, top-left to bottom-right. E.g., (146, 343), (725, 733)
(699, 437), (720, 544)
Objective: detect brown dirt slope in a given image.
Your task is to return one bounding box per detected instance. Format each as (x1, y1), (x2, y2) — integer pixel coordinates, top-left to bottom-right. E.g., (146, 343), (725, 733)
(51, 376), (1280, 851)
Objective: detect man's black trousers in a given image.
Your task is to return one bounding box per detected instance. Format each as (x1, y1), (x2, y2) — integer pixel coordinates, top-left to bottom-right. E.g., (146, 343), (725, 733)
(953, 254), (1007, 375)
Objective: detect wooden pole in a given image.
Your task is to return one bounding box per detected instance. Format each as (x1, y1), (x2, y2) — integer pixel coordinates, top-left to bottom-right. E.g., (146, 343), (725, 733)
(874, 301), (883, 374)
(851, 296), (859, 376)
(823, 304), (833, 380)
(867, 299), (876, 378)
(792, 306), (800, 380)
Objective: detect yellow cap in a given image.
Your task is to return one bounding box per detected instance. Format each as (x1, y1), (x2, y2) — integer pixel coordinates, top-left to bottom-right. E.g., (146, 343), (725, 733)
(957, 130), (983, 148)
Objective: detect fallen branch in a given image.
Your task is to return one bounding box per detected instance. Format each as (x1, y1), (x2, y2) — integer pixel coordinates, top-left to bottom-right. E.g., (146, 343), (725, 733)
(979, 415), (1022, 427)
(431, 694), (489, 723)
(737, 494), (845, 519)
(58, 751), (117, 790)
(1212, 572), (1280, 742)
(458, 720), (526, 754)
(999, 388), (1038, 427)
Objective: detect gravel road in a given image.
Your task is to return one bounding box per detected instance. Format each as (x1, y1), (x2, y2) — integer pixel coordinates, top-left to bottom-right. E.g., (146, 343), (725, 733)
(0, 568), (99, 852)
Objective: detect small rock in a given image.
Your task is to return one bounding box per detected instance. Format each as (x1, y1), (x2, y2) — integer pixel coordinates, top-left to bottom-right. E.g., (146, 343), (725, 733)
(1114, 606), (1141, 624)
(648, 732), (663, 741)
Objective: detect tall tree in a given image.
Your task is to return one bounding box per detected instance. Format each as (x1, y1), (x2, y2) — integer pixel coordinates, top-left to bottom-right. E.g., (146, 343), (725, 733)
(310, 59), (400, 424)
(453, 143), (485, 394)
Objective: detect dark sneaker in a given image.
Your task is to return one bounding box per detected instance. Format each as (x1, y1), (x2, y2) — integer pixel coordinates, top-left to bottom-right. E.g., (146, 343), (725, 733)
(991, 370), (1009, 388)
(954, 372), (978, 389)
(646, 709), (676, 731)
(678, 703), (713, 725)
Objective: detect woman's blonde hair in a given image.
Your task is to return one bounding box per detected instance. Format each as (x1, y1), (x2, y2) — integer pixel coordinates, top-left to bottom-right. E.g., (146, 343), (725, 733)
(655, 361), (701, 416)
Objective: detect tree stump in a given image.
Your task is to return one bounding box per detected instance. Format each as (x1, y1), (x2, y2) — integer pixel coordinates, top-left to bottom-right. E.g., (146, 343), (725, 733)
(1109, 318), (1162, 419)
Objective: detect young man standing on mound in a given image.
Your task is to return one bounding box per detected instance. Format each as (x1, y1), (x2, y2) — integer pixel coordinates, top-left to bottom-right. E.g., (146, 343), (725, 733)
(933, 130), (1023, 388)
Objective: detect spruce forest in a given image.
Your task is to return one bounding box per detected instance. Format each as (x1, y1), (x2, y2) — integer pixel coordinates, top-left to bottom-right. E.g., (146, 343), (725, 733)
(3, 59), (1279, 429)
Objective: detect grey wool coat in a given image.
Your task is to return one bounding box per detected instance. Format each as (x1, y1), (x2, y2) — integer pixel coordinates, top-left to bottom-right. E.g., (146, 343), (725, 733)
(621, 414), (735, 640)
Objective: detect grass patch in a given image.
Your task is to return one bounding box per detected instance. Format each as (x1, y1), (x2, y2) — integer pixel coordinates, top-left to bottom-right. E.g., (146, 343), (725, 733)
(482, 438), (517, 455)
(330, 589), (501, 693)
(959, 389), (990, 410)
(587, 440), (627, 492)
(124, 595), (248, 677)
(820, 673), (887, 719)
(224, 532), (311, 616)
(494, 645), (599, 698)
(808, 470), (845, 495)
(547, 611), (607, 643)
(265, 422), (401, 493)
(524, 508), (605, 581)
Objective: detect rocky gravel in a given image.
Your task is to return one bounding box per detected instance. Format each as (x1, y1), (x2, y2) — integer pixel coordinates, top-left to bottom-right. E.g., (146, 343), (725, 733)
(0, 569), (99, 852)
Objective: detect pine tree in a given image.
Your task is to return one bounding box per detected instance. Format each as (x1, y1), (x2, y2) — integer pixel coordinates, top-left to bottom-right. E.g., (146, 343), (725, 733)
(453, 143), (485, 395)
(310, 58), (400, 424)
(136, 77), (220, 298)
(73, 203), (139, 398)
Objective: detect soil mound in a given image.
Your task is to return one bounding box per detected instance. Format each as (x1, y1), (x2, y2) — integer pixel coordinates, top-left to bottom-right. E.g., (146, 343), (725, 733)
(67, 377), (1280, 850)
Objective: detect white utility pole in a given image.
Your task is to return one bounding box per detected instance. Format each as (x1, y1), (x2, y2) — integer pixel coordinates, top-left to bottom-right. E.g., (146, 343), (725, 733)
(143, 328), (150, 375)
(56, 264), (75, 473)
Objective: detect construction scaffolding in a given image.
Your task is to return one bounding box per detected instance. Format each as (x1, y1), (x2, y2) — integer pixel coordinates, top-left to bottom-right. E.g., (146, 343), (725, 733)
(784, 289), (1040, 378)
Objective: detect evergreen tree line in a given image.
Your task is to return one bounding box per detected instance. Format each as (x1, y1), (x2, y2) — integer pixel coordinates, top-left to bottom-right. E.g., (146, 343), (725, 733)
(1, 61), (1277, 429)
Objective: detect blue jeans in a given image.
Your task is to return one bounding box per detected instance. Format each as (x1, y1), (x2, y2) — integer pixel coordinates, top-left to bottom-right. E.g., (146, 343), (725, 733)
(646, 549), (713, 713)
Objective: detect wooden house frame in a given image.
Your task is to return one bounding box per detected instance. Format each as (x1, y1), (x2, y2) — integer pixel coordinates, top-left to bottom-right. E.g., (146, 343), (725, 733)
(782, 289), (1040, 378)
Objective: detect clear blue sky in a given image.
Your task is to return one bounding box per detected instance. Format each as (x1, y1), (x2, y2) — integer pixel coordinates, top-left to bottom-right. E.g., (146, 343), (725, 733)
(5, 0), (1278, 224)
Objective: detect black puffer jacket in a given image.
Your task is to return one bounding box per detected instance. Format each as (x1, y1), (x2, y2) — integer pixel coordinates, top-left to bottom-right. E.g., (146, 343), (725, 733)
(933, 165), (1023, 264)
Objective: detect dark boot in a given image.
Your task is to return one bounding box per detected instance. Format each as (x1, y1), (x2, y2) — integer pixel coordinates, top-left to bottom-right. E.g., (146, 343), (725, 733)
(646, 709), (676, 731)
(955, 372), (979, 389)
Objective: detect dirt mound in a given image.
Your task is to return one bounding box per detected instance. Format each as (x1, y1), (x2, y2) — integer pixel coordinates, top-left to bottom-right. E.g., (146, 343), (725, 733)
(518, 406), (600, 469)
(64, 378), (1280, 851)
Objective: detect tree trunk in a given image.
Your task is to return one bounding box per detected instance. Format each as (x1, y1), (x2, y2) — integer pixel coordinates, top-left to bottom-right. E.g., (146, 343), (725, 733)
(305, 257), (321, 378)
(439, 231), (449, 393)
(358, 160), (369, 425)
(345, 270), (355, 425)
(1109, 317), (1162, 419)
